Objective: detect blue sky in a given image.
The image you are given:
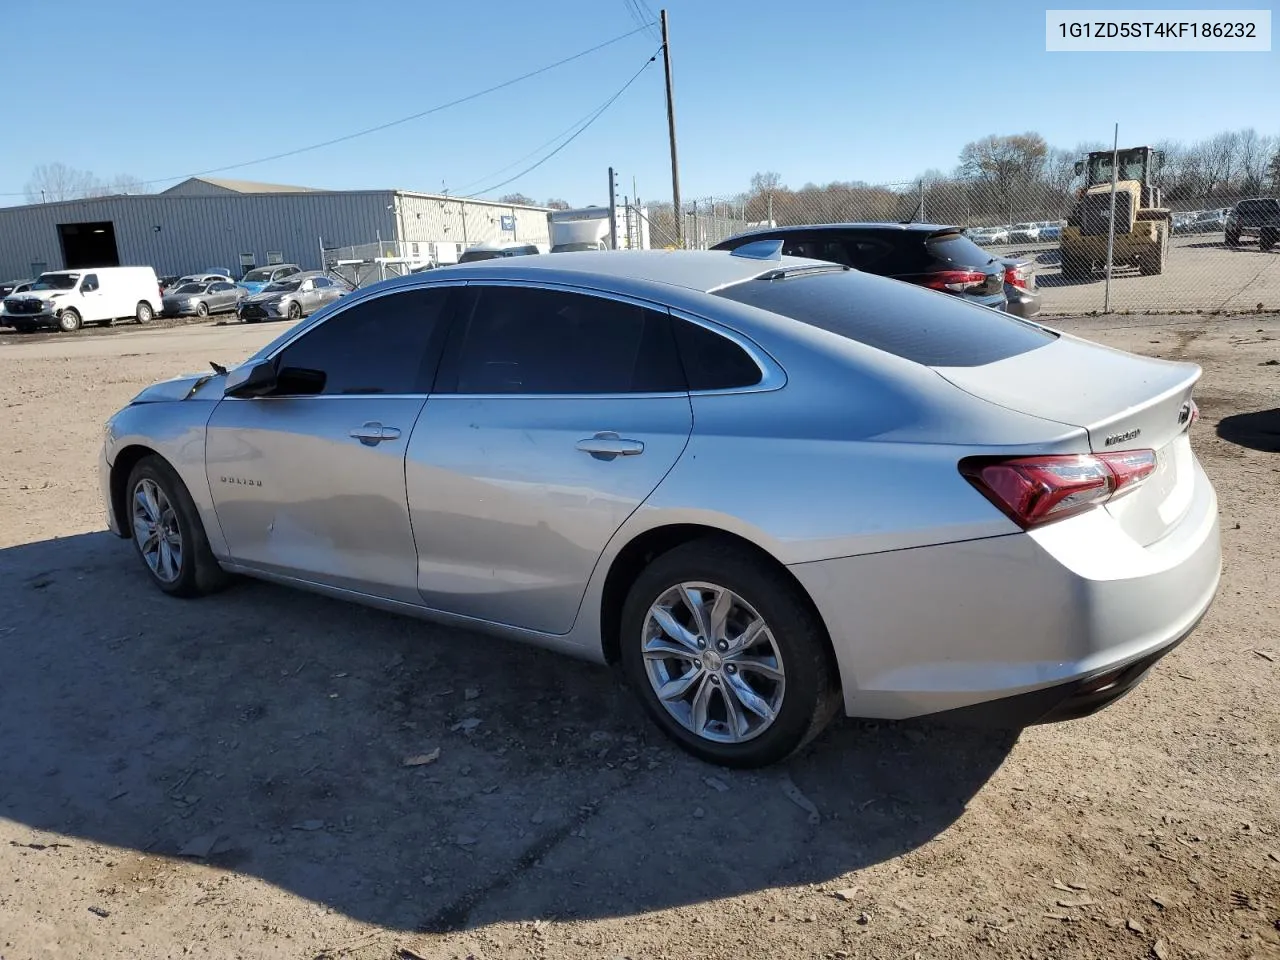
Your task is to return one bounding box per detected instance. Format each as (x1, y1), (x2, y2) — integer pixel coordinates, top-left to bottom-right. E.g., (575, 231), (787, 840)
(1, 0), (1274, 207)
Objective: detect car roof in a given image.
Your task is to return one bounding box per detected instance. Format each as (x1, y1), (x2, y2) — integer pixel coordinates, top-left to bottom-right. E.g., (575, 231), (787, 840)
(727, 222), (963, 237)
(399, 249), (835, 294)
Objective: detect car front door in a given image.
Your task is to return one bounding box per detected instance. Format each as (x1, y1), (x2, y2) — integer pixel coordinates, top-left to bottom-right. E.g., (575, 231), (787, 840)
(204, 285), (456, 601)
(77, 273), (103, 322)
(405, 283), (694, 634)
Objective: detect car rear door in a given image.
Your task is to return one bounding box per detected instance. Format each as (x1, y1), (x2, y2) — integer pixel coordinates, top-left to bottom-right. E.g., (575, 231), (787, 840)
(405, 283), (693, 634)
(204, 285), (456, 601)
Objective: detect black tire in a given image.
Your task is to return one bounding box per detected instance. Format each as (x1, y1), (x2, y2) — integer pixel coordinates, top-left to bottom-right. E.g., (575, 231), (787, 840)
(1225, 231), (1240, 247)
(619, 538), (840, 768)
(135, 301), (154, 324)
(195, 301), (210, 318)
(57, 309), (82, 332)
(287, 300), (302, 321)
(1261, 229), (1277, 252)
(125, 455), (231, 598)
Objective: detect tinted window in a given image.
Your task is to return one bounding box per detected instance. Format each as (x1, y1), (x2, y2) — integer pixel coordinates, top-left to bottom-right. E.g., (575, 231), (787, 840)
(312, 277), (330, 288)
(458, 250), (499, 263)
(673, 319), (762, 390)
(714, 270), (1055, 368)
(82, 274), (99, 291)
(276, 287), (452, 395)
(449, 286), (684, 394)
(922, 232), (995, 271)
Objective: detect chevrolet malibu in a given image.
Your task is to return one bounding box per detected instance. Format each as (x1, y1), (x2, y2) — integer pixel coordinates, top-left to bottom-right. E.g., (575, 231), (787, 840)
(99, 247), (1221, 768)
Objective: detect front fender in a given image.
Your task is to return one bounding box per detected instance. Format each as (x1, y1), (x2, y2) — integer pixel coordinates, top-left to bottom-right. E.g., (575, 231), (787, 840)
(104, 398), (227, 557)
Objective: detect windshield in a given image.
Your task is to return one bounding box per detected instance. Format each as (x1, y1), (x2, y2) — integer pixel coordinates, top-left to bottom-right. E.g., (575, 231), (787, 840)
(265, 280), (302, 293)
(32, 273), (79, 290)
(551, 242), (605, 252)
(1087, 149), (1147, 187)
(243, 268), (274, 282)
(174, 283), (206, 294)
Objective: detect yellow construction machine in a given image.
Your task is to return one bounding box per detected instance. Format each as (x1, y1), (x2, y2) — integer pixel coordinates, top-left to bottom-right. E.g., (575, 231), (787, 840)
(1060, 146), (1171, 278)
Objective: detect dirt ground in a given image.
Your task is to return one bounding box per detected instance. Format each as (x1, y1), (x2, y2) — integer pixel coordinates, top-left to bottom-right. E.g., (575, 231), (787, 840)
(1, 312), (1278, 960)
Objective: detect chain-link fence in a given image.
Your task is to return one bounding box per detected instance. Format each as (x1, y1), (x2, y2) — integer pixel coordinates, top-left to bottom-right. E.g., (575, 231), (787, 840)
(651, 175), (1280, 315)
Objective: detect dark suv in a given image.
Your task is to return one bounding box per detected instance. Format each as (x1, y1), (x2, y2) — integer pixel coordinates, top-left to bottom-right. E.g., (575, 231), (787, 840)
(712, 223), (1008, 312)
(1225, 198), (1280, 250)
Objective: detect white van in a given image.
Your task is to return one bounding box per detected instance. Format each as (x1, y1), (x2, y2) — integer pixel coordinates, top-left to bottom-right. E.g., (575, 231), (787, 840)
(1, 266), (164, 333)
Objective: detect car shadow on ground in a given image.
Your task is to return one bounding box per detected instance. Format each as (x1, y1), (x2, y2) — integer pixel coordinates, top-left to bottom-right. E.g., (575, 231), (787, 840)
(1217, 408), (1280, 453)
(0, 532), (1017, 932)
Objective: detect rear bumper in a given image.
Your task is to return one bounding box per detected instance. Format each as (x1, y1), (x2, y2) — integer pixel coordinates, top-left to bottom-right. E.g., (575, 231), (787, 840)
(1004, 286), (1041, 319)
(789, 458), (1221, 722)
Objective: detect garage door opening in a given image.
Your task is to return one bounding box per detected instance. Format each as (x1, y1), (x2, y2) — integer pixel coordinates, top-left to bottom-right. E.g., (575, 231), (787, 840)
(58, 221), (120, 270)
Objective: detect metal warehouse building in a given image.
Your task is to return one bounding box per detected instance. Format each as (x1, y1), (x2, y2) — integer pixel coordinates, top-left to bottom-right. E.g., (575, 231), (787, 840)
(0, 177), (553, 281)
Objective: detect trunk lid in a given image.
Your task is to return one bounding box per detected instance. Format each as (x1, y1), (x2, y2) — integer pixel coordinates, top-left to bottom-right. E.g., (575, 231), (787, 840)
(935, 333), (1201, 545)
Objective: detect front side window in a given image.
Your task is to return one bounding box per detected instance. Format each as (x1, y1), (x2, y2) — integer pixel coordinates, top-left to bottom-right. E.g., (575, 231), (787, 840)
(447, 286), (684, 395)
(274, 287), (453, 395)
(81, 274), (99, 292)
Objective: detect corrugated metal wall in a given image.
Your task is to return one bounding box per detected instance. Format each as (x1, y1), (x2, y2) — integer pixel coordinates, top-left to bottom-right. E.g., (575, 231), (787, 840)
(0, 192), (397, 279)
(395, 193), (551, 251)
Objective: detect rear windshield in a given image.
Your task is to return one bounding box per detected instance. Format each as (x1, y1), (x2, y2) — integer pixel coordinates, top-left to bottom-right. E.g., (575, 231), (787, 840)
(924, 232), (997, 270)
(714, 270), (1055, 367)
(458, 250), (501, 263)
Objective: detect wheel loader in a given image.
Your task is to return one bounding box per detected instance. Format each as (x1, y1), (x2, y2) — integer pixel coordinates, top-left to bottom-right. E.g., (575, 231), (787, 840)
(1059, 146), (1172, 279)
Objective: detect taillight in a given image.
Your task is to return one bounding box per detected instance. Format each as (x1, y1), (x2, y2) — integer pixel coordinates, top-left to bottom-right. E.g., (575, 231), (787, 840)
(1004, 265), (1030, 290)
(917, 270), (988, 293)
(1188, 400), (1200, 425)
(959, 450), (1157, 528)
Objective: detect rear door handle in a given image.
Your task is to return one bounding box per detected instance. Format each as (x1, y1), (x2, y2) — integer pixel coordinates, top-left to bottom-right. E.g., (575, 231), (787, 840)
(349, 421), (401, 446)
(576, 431), (644, 461)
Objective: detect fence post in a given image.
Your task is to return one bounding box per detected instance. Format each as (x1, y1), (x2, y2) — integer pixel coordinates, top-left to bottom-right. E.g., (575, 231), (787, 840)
(1104, 122), (1119, 314)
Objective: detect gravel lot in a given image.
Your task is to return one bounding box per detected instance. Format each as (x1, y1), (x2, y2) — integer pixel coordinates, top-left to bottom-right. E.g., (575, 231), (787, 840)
(1, 312), (1278, 960)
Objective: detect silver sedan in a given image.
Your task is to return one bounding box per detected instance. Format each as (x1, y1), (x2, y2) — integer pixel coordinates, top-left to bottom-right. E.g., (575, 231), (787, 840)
(161, 280), (245, 318)
(99, 248), (1221, 767)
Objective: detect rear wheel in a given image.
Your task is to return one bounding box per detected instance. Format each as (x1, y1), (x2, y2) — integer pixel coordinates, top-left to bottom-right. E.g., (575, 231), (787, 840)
(126, 456), (230, 598)
(57, 309), (82, 332)
(136, 301), (154, 324)
(619, 538), (839, 768)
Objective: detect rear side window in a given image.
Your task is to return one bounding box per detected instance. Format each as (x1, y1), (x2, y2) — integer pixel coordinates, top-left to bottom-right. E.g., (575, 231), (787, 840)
(714, 270), (1055, 368)
(447, 286), (685, 394)
(673, 319), (762, 390)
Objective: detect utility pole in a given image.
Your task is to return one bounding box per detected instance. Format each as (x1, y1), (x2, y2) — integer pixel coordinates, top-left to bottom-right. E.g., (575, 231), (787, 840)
(660, 9), (683, 248)
(608, 166), (619, 250)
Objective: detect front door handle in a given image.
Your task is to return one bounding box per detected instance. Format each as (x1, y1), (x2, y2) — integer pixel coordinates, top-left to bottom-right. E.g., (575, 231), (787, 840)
(349, 421), (401, 446)
(576, 431), (644, 461)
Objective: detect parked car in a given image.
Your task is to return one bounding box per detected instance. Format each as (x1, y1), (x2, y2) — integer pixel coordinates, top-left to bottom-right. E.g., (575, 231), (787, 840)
(457, 241), (541, 263)
(99, 248), (1220, 767)
(236, 271), (347, 323)
(1038, 224), (1062, 242)
(238, 264), (303, 295)
(159, 275), (182, 291)
(167, 272), (234, 293)
(1007, 223), (1042, 244)
(999, 257), (1041, 319)
(0, 278), (33, 299)
(712, 223), (1008, 311)
(2, 266), (163, 332)
(967, 226), (1009, 246)
(1225, 197), (1280, 250)
(161, 279), (246, 318)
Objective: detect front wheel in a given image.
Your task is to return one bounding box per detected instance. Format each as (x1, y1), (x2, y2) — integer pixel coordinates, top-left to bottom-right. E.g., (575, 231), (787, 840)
(135, 301), (154, 324)
(1261, 228), (1277, 252)
(619, 539), (839, 768)
(195, 301), (209, 318)
(126, 456), (231, 598)
(287, 301), (302, 321)
(58, 309), (82, 332)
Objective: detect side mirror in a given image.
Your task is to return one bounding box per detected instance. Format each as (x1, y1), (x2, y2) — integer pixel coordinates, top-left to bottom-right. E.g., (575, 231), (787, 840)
(1073, 160), (1085, 176)
(223, 358), (277, 398)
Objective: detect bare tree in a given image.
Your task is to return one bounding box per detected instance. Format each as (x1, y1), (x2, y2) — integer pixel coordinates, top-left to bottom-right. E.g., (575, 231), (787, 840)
(545, 198), (571, 210)
(1268, 148), (1280, 191)
(498, 192), (537, 206)
(24, 163), (97, 203)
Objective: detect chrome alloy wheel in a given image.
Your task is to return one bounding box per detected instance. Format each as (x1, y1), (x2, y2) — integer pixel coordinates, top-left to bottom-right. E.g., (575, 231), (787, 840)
(132, 478), (182, 583)
(641, 581), (786, 743)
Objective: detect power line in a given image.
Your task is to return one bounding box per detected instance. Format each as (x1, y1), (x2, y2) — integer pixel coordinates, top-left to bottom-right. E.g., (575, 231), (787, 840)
(462, 48), (660, 200)
(451, 49), (659, 195)
(0, 23), (656, 198)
